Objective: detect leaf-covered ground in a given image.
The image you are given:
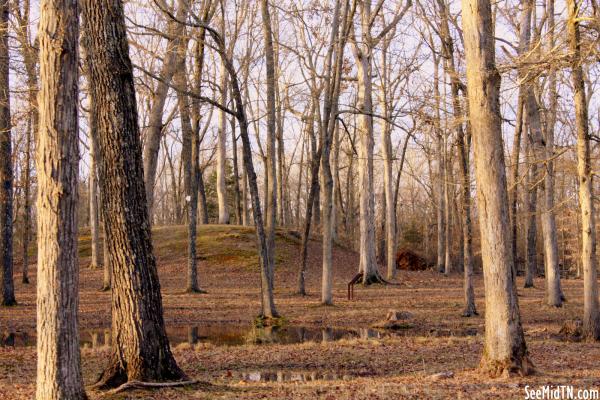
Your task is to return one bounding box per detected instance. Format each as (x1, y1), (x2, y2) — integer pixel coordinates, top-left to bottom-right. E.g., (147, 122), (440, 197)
(1, 224), (599, 399)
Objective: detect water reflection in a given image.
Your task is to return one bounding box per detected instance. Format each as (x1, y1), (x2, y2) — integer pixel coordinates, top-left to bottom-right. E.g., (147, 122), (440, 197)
(1, 324), (384, 349)
(236, 370), (349, 382)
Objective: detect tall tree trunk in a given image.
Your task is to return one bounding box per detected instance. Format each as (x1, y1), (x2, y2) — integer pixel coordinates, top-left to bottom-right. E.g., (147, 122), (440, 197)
(436, 0), (475, 312)
(231, 115), (242, 224)
(568, 0), (600, 340)
(539, 0), (562, 307)
(298, 104), (320, 295)
(0, 0), (14, 306)
(433, 56), (445, 274)
(525, 140), (538, 288)
(217, 9), (230, 225)
(142, 5), (185, 219)
(510, 96), (524, 281)
(320, 0), (348, 304)
(82, 0), (186, 386)
(172, 0), (203, 293)
(261, 0), (277, 296)
(22, 115), (32, 284)
(520, 0), (560, 304)
(380, 43), (396, 281)
(461, 0), (532, 376)
(14, 0), (39, 286)
(89, 134), (100, 270)
(351, 5), (378, 284)
(443, 136), (452, 274)
(36, 0), (87, 397)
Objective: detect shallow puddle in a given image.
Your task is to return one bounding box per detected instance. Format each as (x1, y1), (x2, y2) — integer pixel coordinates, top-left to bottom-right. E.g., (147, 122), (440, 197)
(1, 324), (385, 349)
(232, 370), (354, 382)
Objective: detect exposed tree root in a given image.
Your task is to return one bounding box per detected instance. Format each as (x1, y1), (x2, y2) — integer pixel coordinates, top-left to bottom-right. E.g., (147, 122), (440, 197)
(93, 353), (188, 390)
(98, 285), (110, 292)
(103, 379), (199, 395)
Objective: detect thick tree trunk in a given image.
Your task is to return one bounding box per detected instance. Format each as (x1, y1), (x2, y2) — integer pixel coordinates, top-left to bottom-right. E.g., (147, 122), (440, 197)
(568, 0), (600, 340)
(353, 49), (378, 283)
(0, 0), (14, 307)
(36, 0), (87, 397)
(82, 0), (186, 386)
(461, 0), (532, 376)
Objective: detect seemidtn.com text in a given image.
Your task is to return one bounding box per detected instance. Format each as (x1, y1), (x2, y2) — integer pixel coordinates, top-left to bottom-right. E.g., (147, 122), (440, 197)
(525, 385), (600, 400)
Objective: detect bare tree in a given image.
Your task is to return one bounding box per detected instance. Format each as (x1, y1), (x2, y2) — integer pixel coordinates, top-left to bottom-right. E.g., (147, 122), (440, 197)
(35, 0), (86, 397)
(82, 0), (187, 386)
(0, 0), (14, 306)
(567, 0), (600, 340)
(461, 0), (532, 376)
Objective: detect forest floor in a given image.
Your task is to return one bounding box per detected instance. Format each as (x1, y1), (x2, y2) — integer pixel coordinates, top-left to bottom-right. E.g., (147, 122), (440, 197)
(1, 224), (599, 399)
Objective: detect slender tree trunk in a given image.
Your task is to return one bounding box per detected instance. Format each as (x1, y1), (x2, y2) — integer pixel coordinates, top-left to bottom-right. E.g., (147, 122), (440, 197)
(101, 221), (111, 291)
(525, 140), (538, 288)
(568, 0), (600, 340)
(462, 0), (532, 375)
(22, 115), (32, 284)
(320, 0), (348, 304)
(82, 0), (186, 386)
(380, 46), (396, 280)
(36, 0), (87, 397)
(217, 10), (230, 225)
(436, 0), (475, 312)
(142, 6), (185, 219)
(261, 0), (278, 296)
(89, 134), (100, 270)
(0, 0), (14, 306)
(298, 105), (320, 295)
(231, 115), (242, 225)
(443, 138), (452, 274)
(539, 0), (562, 307)
(510, 96), (524, 280)
(198, 167), (209, 224)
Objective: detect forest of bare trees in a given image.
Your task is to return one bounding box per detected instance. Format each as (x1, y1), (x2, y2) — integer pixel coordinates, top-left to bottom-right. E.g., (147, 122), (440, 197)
(0, 0), (599, 398)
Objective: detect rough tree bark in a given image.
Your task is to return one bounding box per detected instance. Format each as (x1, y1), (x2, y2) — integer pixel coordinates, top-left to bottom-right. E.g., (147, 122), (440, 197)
(36, 0), (87, 397)
(567, 0), (600, 340)
(461, 0), (532, 376)
(0, 0), (14, 306)
(82, 0), (187, 386)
